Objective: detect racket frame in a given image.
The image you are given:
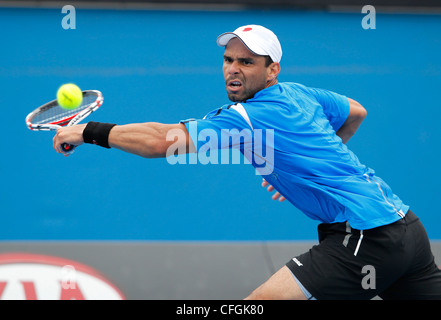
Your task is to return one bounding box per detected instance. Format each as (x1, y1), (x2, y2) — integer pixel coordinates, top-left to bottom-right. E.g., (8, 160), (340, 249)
(25, 90), (103, 153)
(25, 90), (103, 131)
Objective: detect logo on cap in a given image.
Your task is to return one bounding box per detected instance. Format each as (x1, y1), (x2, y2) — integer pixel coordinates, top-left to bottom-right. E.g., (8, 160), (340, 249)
(243, 27), (252, 32)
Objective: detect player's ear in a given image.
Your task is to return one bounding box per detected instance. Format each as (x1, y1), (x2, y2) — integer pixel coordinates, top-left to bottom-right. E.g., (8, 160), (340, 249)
(267, 62), (281, 82)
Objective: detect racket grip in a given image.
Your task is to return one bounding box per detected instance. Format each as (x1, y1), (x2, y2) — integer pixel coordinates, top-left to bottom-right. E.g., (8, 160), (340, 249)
(61, 143), (76, 154)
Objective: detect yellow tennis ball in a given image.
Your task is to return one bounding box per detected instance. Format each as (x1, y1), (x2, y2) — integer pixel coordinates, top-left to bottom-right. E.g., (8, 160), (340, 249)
(57, 83), (83, 110)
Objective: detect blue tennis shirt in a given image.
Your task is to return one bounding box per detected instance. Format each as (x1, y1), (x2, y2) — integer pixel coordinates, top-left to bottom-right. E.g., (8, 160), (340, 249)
(182, 82), (409, 230)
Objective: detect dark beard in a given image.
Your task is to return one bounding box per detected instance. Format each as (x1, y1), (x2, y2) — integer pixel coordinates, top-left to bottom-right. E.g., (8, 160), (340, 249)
(227, 86), (260, 103)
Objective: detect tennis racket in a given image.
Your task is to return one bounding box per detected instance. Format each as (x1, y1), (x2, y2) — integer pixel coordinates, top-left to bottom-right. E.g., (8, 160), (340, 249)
(25, 90), (103, 154)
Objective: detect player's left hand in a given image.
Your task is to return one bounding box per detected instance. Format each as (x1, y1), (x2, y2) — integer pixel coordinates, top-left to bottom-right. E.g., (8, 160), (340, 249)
(262, 178), (286, 202)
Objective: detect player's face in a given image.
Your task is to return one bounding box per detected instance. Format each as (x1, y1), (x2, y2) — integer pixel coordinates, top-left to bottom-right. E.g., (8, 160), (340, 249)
(223, 38), (273, 102)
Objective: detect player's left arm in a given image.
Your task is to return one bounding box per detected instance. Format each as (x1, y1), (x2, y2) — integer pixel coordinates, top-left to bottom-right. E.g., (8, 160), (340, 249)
(263, 98), (367, 202)
(336, 98), (367, 144)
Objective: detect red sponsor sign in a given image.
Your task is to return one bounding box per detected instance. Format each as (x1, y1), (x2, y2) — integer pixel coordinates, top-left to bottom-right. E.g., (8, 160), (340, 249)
(0, 253), (125, 300)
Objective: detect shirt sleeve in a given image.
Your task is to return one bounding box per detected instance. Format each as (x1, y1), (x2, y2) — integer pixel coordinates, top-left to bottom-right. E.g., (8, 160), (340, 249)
(180, 105), (253, 152)
(304, 87), (350, 131)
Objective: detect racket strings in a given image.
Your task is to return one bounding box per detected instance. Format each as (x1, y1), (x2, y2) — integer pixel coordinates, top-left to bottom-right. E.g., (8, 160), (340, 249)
(31, 94), (96, 125)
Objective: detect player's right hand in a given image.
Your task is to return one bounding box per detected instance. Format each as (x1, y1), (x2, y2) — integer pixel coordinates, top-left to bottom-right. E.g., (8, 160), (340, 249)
(53, 124), (86, 156)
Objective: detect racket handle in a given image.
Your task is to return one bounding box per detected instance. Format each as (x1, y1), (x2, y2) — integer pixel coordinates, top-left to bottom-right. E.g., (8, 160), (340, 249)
(61, 143), (76, 154)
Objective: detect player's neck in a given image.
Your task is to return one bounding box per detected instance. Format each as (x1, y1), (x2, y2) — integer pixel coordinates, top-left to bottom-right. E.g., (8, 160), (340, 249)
(265, 78), (278, 89)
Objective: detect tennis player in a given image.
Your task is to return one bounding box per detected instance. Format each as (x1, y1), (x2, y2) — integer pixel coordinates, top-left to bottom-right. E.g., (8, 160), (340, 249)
(53, 25), (441, 300)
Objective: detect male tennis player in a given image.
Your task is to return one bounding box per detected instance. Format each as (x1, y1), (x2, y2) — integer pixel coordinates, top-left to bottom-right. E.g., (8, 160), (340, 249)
(53, 25), (441, 299)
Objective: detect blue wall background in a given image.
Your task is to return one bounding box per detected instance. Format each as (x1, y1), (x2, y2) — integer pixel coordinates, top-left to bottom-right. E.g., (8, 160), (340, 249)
(1, 7), (440, 240)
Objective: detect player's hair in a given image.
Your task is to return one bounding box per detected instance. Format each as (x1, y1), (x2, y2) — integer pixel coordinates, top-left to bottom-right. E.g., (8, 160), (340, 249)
(264, 55), (274, 67)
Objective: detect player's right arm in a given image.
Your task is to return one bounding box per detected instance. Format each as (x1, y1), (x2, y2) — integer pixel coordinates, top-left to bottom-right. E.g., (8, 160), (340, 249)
(108, 122), (195, 158)
(53, 122), (196, 158)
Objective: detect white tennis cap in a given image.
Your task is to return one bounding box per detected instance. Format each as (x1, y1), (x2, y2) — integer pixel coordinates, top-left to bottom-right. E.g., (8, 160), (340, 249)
(216, 25), (282, 63)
